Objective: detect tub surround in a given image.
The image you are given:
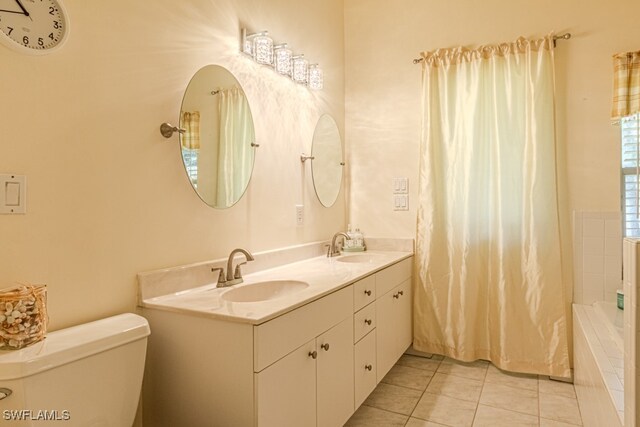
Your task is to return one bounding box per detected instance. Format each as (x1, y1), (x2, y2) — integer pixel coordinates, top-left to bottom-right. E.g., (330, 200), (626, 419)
(573, 304), (623, 426)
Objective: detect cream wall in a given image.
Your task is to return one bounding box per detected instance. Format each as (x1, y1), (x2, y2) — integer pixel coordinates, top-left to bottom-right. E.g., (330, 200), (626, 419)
(0, 0), (345, 330)
(345, 0), (640, 240)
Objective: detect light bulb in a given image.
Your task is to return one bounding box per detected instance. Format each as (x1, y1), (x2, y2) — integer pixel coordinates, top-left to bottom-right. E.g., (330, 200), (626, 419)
(308, 64), (323, 90)
(274, 44), (293, 76)
(253, 32), (273, 65)
(292, 55), (309, 85)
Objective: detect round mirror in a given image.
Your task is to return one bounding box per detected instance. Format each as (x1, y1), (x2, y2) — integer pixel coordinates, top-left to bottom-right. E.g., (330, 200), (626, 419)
(179, 65), (256, 208)
(311, 114), (344, 207)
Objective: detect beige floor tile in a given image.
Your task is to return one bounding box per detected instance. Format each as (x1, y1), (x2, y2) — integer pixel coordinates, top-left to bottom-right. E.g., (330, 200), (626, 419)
(479, 382), (538, 416)
(363, 382), (423, 415)
(472, 404), (538, 427)
(397, 354), (443, 372)
(539, 377), (577, 399)
(426, 372), (483, 402)
(539, 393), (582, 425)
(345, 405), (409, 426)
(412, 392), (477, 427)
(484, 365), (538, 391)
(540, 418), (583, 427)
(382, 364), (435, 390)
(437, 358), (489, 381)
(405, 417), (449, 426)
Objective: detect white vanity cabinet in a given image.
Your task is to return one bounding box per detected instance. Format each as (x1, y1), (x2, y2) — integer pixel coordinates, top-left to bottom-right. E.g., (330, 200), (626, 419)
(254, 286), (354, 427)
(255, 316), (354, 427)
(351, 257), (413, 407)
(141, 254), (413, 427)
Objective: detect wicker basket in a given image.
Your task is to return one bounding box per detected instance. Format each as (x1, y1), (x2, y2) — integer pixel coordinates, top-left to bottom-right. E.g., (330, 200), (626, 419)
(0, 284), (47, 350)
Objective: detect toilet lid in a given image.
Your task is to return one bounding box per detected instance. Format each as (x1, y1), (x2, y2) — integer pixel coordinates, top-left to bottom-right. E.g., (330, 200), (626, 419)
(0, 313), (150, 380)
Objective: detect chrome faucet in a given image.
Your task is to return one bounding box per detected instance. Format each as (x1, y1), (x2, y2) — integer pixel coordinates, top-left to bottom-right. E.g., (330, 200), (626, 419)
(214, 248), (254, 287)
(327, 232), (351, 257)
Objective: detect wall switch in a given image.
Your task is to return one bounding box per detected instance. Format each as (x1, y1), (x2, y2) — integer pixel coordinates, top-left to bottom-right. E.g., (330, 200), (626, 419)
(295, 205), (304, 226)
(393, 195), (409, 211)
(393, 178), (409, 194)
(1, 174), (26, 214)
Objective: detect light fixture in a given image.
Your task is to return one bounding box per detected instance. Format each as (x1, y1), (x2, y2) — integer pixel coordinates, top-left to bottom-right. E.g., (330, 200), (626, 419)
(241, 28), (323, 90)
(273, 44), (293, 76)
(308, 64), (323, 90)
(292, 55), (309, 85)
(252, 32), (273, 65)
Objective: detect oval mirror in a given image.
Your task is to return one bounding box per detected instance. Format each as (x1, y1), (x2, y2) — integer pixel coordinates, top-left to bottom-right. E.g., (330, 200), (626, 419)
(179, 65), (256, 208)
(311, 114), (343, 207)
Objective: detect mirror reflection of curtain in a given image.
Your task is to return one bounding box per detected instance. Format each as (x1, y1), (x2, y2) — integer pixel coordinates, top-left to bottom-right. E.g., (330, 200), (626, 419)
(180, 111), (201, 186)
(415, 35), (570, 377)
(180, 111), (201, 149)
(217, 87), (254, 207)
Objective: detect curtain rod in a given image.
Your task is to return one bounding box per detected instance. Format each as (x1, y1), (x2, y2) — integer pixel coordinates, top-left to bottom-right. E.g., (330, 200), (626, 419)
(412, 32), (572, 64)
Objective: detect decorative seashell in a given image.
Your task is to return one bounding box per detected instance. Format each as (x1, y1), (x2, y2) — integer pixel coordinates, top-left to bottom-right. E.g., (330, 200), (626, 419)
(5, 303), (13, 312)
(6, 316), (14, 324)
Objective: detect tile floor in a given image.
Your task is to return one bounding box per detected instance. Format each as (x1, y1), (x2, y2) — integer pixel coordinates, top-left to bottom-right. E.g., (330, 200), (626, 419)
(345, 353), (583, 427)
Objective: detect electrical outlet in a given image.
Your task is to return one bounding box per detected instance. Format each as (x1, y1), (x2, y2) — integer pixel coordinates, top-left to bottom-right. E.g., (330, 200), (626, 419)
(295, 205), (304, 225)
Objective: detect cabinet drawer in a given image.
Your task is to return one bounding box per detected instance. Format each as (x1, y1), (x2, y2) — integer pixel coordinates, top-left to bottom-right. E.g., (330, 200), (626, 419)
(354, 330), (377, 409)
(353, 275), (376, 312)
(354, 303), (376, 343)
(254, 286), (353, 372)
(376, 257), (412, 296)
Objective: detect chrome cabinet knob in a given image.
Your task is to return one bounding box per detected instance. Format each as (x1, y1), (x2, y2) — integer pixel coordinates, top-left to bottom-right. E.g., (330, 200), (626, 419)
(365, 364), (373, 371)
(364, 290), (372, 296)
(364, 319), (372, 325)
(321, 343), (330, 351)
(309, 351), (317, 359)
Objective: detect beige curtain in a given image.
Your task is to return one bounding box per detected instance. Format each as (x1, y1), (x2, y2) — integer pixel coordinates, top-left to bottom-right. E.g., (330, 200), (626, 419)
(217, 87), (255, 207)
(180, 111), (201, 149)
(612, 51), (640, 119)
(414, 35), (571, 377)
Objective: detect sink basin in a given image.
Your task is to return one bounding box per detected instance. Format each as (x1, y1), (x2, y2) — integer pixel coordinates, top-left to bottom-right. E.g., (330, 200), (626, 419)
(221, 280), (310, 303)
(336, 254), (382, 264)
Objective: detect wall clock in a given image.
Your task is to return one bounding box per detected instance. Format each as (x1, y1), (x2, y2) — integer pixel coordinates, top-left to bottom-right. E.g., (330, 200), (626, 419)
(0, 0), (69, 55)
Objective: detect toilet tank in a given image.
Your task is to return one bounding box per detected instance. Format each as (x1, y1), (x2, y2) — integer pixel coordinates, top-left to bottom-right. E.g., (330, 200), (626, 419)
(0, 313), (150, 427)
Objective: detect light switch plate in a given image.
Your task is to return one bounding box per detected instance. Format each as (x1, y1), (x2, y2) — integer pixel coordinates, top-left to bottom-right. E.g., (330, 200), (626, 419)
(0, 174), (26, 214)
(393, 178), (409, 194)
(393, 195), (409, 211)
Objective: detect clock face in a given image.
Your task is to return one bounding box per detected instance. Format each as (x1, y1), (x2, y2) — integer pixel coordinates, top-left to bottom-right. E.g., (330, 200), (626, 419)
(0, 0), (69, 54)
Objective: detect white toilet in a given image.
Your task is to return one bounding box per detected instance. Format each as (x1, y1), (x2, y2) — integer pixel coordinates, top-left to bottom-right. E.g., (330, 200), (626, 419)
(0, 313), (150, 426)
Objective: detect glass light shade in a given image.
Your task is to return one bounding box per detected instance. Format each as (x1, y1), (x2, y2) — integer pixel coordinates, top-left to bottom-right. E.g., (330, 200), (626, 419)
(274, 44), (293, 76)
(253, 33), (274, 65)
(292, 55), (309, 85)
(308, 64), (323, 90)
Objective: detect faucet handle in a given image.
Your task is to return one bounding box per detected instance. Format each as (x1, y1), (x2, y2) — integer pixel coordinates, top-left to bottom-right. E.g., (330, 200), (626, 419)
(211, 267), (226, 287)
(234, 262), (247, 279)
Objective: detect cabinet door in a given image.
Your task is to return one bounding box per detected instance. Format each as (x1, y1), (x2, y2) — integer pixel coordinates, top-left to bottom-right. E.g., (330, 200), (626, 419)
(316, 316), (354, 427)
(376, 279), (413, 383)
(396, 279), (412, 355)
(354, 330), (377, 408)
(376, 288), (397, 382)
(255, 339), (317, 427)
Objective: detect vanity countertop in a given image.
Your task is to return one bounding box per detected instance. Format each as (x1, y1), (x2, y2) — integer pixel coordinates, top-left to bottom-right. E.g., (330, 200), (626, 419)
(140, 250), (413, 325)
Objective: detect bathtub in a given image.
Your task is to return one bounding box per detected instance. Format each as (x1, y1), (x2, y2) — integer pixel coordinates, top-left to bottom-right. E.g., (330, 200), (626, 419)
(573, 302), (624, 427)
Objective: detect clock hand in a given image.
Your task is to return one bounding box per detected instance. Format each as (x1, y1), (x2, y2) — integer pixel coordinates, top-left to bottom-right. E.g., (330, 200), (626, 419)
(0, 9), (27, 14)
(16, 0), (33, 21)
